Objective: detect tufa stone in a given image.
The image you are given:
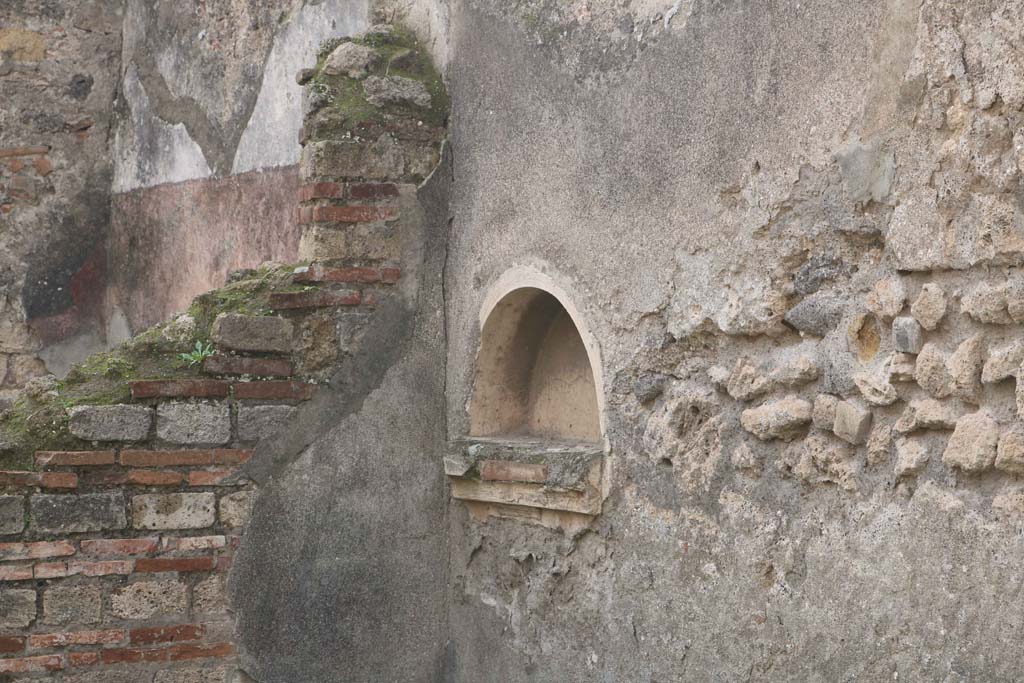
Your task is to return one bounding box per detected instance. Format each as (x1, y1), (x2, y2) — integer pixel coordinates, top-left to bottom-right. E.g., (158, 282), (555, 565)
(947, 334), (985, 404)
(322, 41), (380, 79)
(853, 367), (899, 406)
(892, 317), (923, 354)
(132, 493), (216, 530)
(740, 397), (812, 441)
(362, 75), (432, 108)
(982, 339), (1024, 383)
(110, 580), (187, 620)
(960, 282), (1011, 324)
(911, 283), (947, 330)
(768, 356), (820, 386)
(996, 425), (1024, 475)
(0, 495), (24, 534)
(725, 358), (772, 401)
(68, 404), (153, 441)
(889, 352), (917, 382)
(43, 584), (101, 625)
(0, 588), (36, 628)
(894, 399), (958, 433)
(895, 438), (931, 478)
(811, 394), (839, 431)
(783, 292), (844, 337)
(212, 313), (293, 354)
(915, 343), (953, 398)
(865, 277), (907, 320)
(157, 402), (231, 445)
(866, 423), (893, 465)
(833, 400), (872, 445)
(219, 490), (255, 528)
(31, 493), (126, 533)
(943, 412), (999, 472)
(238, 405), (297, 442)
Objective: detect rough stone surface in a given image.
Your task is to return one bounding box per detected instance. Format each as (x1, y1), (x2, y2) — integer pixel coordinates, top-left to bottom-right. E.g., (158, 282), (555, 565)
(892, 317), (923, 354)
(193, 575), (228, 615)
(961, 282), (1011, 324)
(783, 293), (844, 337)
(996, 426), (1024, 475)
(948, 335), (985, 404)
(362, 75), (432, 108)
(30, 493), (126, 533)
(833, 400), (872, 445)
(212, 314), (293, 353)
(895, 438), (930, 478)
(943, 412), (999, 472)
(911, 283), (947, 331)
(323, 41), (380, 79)
(865, 277), (906, 320)
(0, 495), (24, 534)
(724, 358), (771, 401)
(153, 668), (231, 683)
(43, 583), (101, 625)
(811, 394), (839, 431)
(889, 353), (916, 382)
(740, 398), (811, 441)
(853, 367), (898, 406)
(110, 580), (187, 620)
(219, 490), (255, 528)
(0, 588), (36, 628)
(68, 404), (153, 441)
(915, 343), (953, 398)
(895, 399), (958, 433)
(132, 493), (216, 530)
(157, 402), (231, 445)
(982, 339), (1024, 384)
(237, 405), (297, 442)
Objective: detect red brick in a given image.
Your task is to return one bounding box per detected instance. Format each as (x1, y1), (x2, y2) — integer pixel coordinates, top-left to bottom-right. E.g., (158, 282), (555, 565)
(127, 470), (184, 486)
(0, 540), (75, 562)
(233, 381), (316, 400)
(67, 651), (100, 666)
(129, 379), (230, 399)
(202, 354), (293, 377)
(130, 624), (204, 645)
(161, 535), (226, 551)
(348, 182), (400, 199)
(33, 562), (69, 579)
(0, 654), (62, 673)
(29, 629), (125, 650)
(381, 267), (402, 284)
(268, 290), (361, 309)
(0, 564), (34, 581)
(300, 205), (397, 224)
(0, 146), (49, 159)
(39, 472), (78, 489)
(479, 460), (549, 484)
(35, 560), (132, 579)
(294, 264), (385, 284)
(165, 642), (235, 661)
(35, 450), (115, 468)
(216, 556), (233, 572)
(8, 159), (23, 173)
(0, 204), (12, 214)
(80, 470), (128, 486)
(33, 157), (53, 176)
(120, 449), (251, 467)
(298, 182), (344, 201)
(0, 636), (25, 654)
(80, 537), (159, 556)
(96, 646), (166, 665)
(186, 469), (240, 486)
(135, 556), (216, 573)
(296, 205), (312, 224)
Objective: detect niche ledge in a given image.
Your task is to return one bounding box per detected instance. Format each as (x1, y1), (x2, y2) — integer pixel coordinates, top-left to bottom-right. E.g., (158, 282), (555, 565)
(445, 437), (604, 516)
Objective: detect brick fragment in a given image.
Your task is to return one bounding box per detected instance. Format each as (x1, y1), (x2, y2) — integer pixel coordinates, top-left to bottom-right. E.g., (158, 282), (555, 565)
(161, 535), (226, 551)
(35, 450), (115, 468)
(135, 557), (217, 573)
(96, 646), (167, 665)
(268, 289), (361, 310)
(0, 146), (49, 158)
(0, 540), (75, 561)
(130, 624), (204, 645)
(80, 538), (159, 556)
(301, 205), (398, 224)
(233, 381), (316, 400)
(298, 181), (344, 201)
(0, 654), (62, 673)
(0, 564), (33, 581)
(187, 469), (241, 486)
(0, 635), (25, 653)
(28, 628), (124, 650)
(128, 470), (185, 486)
(35, 560), (132, 579)
(121, 449), (251, 467)
(67, 651), (100, 666)
(348, 182), (400, 199)
(130, 379), (229, 399)
(202, 354), (293, 377)
(294, 264), (399, 284)
(0, 471), (77, 489)
(33, 156), (53, 176)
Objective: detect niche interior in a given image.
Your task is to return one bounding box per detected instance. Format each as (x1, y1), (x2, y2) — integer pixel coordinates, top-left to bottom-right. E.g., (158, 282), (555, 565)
(446, 287), (606, 520)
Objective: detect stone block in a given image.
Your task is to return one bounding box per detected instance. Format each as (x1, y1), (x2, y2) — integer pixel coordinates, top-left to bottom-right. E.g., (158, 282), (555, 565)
(42, 584), (101, 625)
(193, 574), (228, 615)
(853, 368), (898, 406)
(948, 334), (985, 404)
(110, 580), (187, 620)
(892, 317), (923, 354)
(783, 293), (844, 337)
(894, 399), (958, 433)
(895, 438), (930, 478)
(299, 223), (399, 261)
(910, 283), (946, 330)
(740, 398), (811, 441)
(212, 314), (293, 353)
(943, 412), (998, 472)
(219, 490), (255, 528)
(865, 277), (906, 320)
(157, 402), (231, 445)
(132, 493), (216, 530)
(996, 425), (1024, 475)
(154, 667), (231, 683)
(68, 405), (153, 441)
(889, 353), (916, 382)
(811, 394), (839, 431)
(30, 493), (126, 533)
(322, 41), (380, 79)
(363, 75), (432, 108)
(0, 588), (36, 628)
(961, 282), (1010, 323)
(982, 339), (1024, 384)
(833, 400), (872, 445)
(301, 137), (406, 181)
(915, 344), (952, 398)
(0, 495), (24, 534)
(237, 405), (296, 442)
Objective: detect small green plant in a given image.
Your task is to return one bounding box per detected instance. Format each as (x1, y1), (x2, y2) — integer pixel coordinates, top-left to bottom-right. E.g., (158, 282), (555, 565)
(178, 341), (215, 367)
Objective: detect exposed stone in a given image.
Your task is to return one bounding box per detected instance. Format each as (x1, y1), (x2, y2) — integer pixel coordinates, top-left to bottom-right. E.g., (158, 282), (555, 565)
(212, 313), (293, 353)
(889, 353), (917, 382)
(706, 365), (729, 390)
(892, 317), (923, 354)
(362, 75), (432, 108)
(154, 667), (231, 683)
(785, 434), (857, 491)
(301, 137), (408, 181)
(811, 394), (839, 431)
(729, 442), (760, 472)
(110, 581), (187, 620)
(943, 412), (999, 472)
(895, 438), (931, 478)
(794, 255), (843, 295)
(853, 367), (898, 406)
(322, 41), (380, 79)
(0, 495), (24, 534)
(43, 584), (101, 625)
(993, 491), (1024, 516)
(847, 313), (881, 362)
(961, 282), (1011, 324)
(768, 356), (819, 386)
(68, 404), (153, 441)
(866, 423), (893, 466)
(894, 399), (958, 433)
(0, 588), (36, 628)
(220, 490), (256, 528)
(1007, 279), (1024, 323)
(865, 277), (906, 320)
(911, 283), (947, 331)
(31, 493), (126, 533)
(238, 405), (297, 442)
(132, 493), (216, 530)
(833, 400), (872, 445)
(783, 292), (844, 337)
(193, 574), (228, 615)
(947, 334), (985, 404)
(996, 425), (1024, 475)
(982, 339), (1024, 383)
(157, 402), (231, 445)
(725, 358), (772, 401)
(915, 343), (953, 398)
(740, 397), (811, 441)
(633, 374), (668, 404)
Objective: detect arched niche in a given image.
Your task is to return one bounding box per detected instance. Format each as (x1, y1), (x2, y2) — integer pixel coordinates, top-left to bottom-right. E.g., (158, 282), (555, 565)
(469, 287), (601, 444)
